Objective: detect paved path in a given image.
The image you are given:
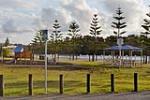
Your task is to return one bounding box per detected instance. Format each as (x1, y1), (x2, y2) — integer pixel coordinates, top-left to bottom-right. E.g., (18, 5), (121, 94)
(1, 91), (150, 100)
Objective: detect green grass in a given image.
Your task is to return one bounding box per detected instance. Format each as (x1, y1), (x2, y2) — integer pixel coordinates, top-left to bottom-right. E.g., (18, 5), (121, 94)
(0, 61), (150, 96)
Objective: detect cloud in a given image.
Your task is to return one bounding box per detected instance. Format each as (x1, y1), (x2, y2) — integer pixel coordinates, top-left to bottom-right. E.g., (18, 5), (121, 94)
(0, 0), (149, 44)
(99, 0), (148, 36)
(62, 0), (94, 35)
(2, 19), (18, 33)
(40, 7), (70, 31)
(0, 0), (36, 10)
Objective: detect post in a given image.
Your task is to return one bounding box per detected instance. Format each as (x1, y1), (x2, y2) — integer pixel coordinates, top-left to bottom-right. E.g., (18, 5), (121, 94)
(103, 50), (105, 64)
(86, 74), (90, 93)
(0, 75), (4, 96)
(1, 44), (3, 63)
(134, 73), (138, 92)
(111, 74), (114, 92)
(59, 74), (63, 94)
(28, 74), (33, 96)
(119, 48), (122, 67)
(140, 50), (143, 66)
(45, 40), (48, 94)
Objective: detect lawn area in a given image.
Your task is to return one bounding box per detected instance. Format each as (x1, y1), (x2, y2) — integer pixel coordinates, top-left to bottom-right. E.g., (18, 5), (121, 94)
(0, 61), (150, 96)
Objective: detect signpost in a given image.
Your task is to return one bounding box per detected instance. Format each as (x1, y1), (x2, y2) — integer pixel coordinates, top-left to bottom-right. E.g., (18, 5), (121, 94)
(1, 44), (3, 63)
(117, 37), (124, 67)
(41, 30), (48, 94)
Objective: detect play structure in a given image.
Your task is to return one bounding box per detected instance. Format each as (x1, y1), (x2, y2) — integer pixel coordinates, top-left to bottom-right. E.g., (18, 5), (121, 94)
(104, 44), (143, 67)
(5, 45), (32, 64)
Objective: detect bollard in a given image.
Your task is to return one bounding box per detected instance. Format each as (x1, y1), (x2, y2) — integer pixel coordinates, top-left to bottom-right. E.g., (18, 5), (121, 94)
(28, 74), (33, 96)
(0, 75), (4, 96)
(134, 73), (138, 92)
(86, 74), (90, 93)
(111, 74), (114, 92)
(59, 74), (63, 94)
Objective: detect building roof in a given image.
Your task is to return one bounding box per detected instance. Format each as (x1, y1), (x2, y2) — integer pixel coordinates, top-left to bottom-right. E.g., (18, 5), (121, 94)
(105, 45), (142, 51)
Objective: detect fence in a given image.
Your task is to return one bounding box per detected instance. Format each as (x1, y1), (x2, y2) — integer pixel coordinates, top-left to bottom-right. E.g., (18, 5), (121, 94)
(0, 73), (139, 97)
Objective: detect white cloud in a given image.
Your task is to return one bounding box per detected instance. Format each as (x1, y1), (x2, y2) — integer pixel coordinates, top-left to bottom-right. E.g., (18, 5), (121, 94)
(61, 0), (96, 35)
(99, 0), (148, 36)
(0, 0), (149, 44)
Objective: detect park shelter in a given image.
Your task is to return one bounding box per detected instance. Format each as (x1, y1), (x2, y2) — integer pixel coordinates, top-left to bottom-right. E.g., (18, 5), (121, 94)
(104, 44), (143, 67)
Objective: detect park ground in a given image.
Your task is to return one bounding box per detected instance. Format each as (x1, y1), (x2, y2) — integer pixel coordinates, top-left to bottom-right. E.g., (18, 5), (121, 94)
(0, 60), (150, 97)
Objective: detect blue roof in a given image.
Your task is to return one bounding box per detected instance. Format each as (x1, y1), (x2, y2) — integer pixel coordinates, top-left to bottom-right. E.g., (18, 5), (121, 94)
(14, 45), (24, 53)
(105, 45), (142, 51)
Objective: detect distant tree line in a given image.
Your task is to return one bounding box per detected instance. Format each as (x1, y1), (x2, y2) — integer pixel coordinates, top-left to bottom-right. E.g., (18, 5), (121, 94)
(30, 7), (150, 62)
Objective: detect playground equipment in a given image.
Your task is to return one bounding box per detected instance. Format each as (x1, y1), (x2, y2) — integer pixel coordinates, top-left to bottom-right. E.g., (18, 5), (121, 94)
(14, 45), (32, 60)
(4, 45), (32, 64)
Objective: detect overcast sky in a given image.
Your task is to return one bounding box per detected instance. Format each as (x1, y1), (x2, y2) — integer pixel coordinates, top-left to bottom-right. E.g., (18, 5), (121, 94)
(0, 0), (149, 44)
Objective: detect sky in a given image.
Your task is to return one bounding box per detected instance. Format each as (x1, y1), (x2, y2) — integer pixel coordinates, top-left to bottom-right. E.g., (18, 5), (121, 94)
(0, 0), (149, 44)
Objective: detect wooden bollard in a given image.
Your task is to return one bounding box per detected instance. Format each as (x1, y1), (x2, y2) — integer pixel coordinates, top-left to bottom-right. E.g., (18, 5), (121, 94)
(28, 74), (33, 96)
(0, 75), (4, 96)
(59, 74), (63, 94)
(111, 74), (114, 92)
(134, 73), (138, 92)
(86, 74), (90, 93)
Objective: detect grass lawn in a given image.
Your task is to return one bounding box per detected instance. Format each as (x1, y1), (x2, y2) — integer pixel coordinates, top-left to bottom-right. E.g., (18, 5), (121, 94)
(0, 60), (150, 96)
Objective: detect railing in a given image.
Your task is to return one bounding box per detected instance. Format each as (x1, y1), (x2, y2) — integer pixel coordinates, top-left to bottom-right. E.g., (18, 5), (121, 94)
(0, 73), (140, 97)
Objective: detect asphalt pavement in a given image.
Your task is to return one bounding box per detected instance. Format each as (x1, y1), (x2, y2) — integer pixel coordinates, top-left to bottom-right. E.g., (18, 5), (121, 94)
(1, 91), (150, 100)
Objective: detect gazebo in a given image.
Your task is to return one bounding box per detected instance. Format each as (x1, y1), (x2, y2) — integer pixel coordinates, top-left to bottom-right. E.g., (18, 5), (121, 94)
(104, 44), (143, 67)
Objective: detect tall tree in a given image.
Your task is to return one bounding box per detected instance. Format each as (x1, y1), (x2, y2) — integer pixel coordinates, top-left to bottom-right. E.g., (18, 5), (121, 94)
(50, 19), (62, 62)
(141, 8), (150, 64)
(4, 37), (10, 46)
(89, 14), (102, 61)
(32, 30), (46, 45)
(68, 21), (80, 60)
(112, 7), (127, 38)
(50, 20), (62, 42)
(31, 30), (46, 54)
(141, 10), (150, 37)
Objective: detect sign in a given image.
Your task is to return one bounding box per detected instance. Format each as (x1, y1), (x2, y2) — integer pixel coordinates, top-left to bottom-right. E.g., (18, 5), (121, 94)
(41, 30), (48, 41)
(117, 37), (124, 46)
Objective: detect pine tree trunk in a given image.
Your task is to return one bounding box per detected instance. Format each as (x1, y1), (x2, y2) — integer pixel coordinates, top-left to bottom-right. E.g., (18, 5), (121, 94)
(148, 56), (150, 63)
(54, 53), (56, 63)
(92, 54), (95, 62)
(96, 55), (98, 61)
(76, 55), (78, 60)
(57, 53), (59, 60)
(89, 55), (91, 61)
(72, 54), (75, 60)
(69, 55), (72, 60)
